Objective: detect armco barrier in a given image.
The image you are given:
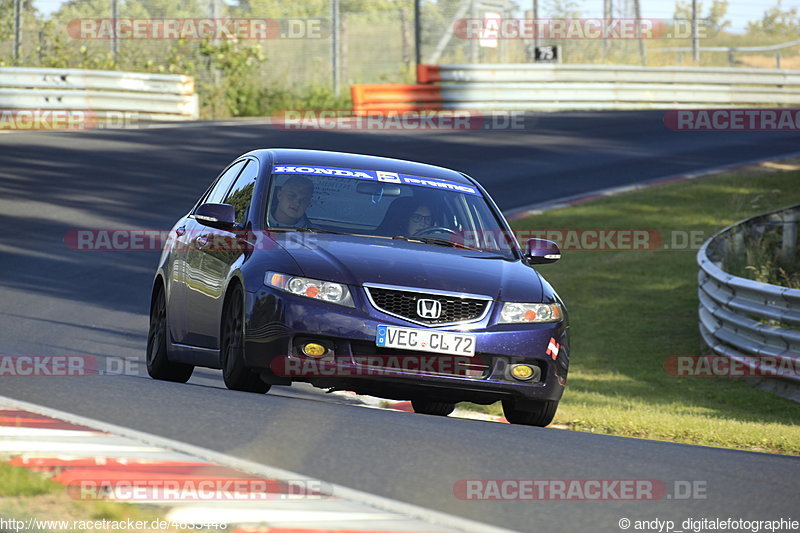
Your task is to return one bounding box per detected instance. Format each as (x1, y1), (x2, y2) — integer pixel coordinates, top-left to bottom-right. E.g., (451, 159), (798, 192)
(352, 64), (800, 113)
(350, 84), (443, 115)
(697, 204), (800, 401)
(0, 67), (198, 120)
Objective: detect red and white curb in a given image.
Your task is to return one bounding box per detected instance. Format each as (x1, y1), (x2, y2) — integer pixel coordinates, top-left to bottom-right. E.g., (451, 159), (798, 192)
(0, 396), (513, 533)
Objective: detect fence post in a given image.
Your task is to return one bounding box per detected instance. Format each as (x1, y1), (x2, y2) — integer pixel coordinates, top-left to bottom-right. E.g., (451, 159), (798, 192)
(111, 0), (119, 65)
(691, 0), (699, 63)
(414, 0), (421, 68)
(331, 0), (340, 96)
(782, 212), (797, 262)
(13, 0), (21, 63)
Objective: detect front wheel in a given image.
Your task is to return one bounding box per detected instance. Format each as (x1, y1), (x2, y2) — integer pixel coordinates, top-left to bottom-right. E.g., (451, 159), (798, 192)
(502, 399), (558, 427)
(146, 285), (193, 383)
(411, 399), (455, 416)
(221, 285), (270, 394)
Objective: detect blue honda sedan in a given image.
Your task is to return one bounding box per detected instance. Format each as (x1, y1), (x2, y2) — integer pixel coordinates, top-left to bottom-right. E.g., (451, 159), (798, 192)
(147, 149), (569, 426)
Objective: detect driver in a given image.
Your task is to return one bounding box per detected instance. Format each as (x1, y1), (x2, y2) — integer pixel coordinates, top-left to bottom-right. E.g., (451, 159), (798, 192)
(407, 203), (433, 235)
(269, 176), (314, 228)
(375, 197), (439, 237)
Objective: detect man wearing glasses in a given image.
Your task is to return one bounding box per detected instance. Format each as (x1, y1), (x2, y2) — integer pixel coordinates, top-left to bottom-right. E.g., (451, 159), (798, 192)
(406, 204), (433, 235)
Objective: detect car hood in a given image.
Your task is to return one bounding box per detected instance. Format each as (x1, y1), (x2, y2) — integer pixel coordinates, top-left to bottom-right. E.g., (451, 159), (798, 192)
(271, 233), (543, 302)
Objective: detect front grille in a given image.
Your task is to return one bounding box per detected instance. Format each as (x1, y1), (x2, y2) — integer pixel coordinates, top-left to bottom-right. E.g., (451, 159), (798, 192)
(365, 286), (490, 325)
(350, 342), (490, 379)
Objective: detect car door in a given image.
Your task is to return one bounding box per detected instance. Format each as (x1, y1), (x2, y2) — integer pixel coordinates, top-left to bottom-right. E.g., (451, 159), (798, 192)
(184, 158), (258, 349)
(171, 159), (246, 347)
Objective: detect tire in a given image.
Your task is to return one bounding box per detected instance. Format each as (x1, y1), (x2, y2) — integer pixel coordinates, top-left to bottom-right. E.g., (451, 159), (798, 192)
(221, 284), (270, 394)
(502, 399), (558, 427)
(411, 399), (456, 416)
(146, 284), (194, 383)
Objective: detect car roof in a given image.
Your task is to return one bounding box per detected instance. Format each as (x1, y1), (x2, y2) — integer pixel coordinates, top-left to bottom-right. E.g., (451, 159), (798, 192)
(244, 149), (475, 185)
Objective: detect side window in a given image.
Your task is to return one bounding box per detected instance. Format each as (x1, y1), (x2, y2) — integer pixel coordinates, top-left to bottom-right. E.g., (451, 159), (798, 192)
(202, 160), (246, 207)
(223, 160), (258, 225)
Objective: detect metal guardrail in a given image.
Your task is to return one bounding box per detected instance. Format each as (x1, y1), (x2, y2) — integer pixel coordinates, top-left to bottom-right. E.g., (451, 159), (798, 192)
(654, 38), (800, 54)
(697, 204), (800, 400)
(0, 68), (198, 120)
(351, 64), (800, 113)
(419, 64), (800, 85)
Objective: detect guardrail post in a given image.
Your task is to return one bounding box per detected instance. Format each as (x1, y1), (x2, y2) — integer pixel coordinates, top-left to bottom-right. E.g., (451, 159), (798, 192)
(732, 230), (744, 254)
(782, 212), (797, 262)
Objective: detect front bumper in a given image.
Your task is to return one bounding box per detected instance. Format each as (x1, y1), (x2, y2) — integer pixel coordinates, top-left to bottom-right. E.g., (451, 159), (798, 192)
(243, 286), (569, 404)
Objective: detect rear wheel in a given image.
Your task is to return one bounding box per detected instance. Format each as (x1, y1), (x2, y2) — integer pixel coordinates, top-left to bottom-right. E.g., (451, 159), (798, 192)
(146, 284), (193, 383)
(221, 285), (270, 394)
(502, 399), (558, 427)
(411, 399), (455, 416)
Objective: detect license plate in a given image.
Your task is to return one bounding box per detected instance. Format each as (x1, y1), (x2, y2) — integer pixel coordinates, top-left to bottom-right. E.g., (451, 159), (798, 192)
(375, 325), (476, 356)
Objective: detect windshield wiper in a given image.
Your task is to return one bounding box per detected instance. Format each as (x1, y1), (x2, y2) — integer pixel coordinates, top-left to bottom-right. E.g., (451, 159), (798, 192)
(392, 235), (480, 251)
(269, 227), (349, 235)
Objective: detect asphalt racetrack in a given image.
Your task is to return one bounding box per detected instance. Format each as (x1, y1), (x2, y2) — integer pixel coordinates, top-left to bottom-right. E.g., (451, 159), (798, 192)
(1, 111), (799, 532)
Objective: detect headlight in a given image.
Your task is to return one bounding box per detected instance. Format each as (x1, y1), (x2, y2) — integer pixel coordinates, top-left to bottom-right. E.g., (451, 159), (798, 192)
(499, 302), (562, 324)
(265, 272), (354, 307)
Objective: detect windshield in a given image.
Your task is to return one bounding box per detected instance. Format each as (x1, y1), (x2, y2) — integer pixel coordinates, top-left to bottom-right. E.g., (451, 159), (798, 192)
(265, 165), (518, 258)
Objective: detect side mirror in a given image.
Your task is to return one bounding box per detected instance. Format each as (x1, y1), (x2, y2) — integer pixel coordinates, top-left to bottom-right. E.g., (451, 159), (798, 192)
(195, 203), (237, 230)
(526, 238), (561, 264)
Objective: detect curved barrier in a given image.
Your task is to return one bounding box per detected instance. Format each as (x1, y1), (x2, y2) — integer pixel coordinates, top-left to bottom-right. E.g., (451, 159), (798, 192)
(0, 67), (198, 120)
(697, 204), (800, 398)
(352, 64), (800, 113)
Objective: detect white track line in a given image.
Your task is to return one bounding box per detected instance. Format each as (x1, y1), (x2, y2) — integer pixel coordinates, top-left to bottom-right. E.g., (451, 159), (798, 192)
(504, 150), (800, 220)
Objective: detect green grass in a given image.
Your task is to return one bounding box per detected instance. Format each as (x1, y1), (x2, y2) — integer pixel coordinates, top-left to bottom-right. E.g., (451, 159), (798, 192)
(462, 162), (800, 454)
(0, 463), (61, 497)
(0, 462), (183, 531)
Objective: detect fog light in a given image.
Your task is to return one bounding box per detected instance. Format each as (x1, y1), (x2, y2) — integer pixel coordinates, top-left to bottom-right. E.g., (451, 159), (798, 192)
(510, 364), (535, 381)
(303, 343), (326, 358)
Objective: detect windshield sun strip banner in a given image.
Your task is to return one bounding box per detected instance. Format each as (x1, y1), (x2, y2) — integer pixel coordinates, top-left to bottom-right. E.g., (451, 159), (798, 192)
(271, 164), (480, 196)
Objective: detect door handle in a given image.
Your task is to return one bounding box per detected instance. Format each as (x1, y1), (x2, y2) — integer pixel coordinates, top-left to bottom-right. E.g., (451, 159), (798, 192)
(195, 235), (209, 249)
(175, 226), (186, 237)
